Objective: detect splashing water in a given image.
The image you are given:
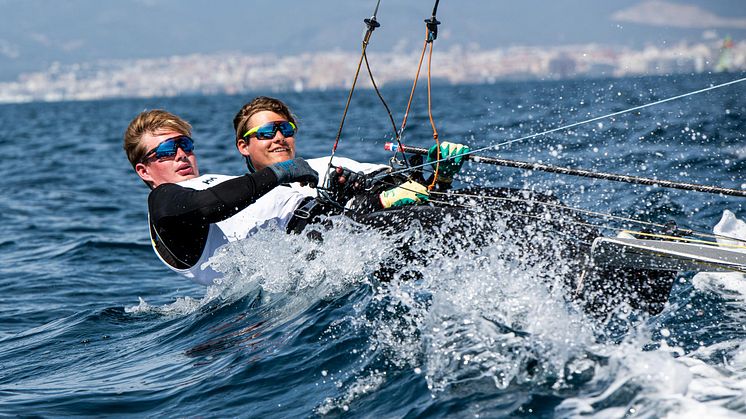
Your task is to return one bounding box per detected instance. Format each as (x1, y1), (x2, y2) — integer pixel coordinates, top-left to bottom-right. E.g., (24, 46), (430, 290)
(5, 76), (746, 417)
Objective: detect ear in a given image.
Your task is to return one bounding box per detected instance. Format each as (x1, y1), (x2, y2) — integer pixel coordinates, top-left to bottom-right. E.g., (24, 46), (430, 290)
(236, 139), (251, 157)
(135, 162), (154, 185)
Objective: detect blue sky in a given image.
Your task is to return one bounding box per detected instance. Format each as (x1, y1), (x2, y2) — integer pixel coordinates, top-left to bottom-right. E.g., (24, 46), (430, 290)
(0, 0), (744, 81)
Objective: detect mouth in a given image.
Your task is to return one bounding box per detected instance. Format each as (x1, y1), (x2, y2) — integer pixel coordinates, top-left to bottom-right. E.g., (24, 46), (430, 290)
(270, 147), (291, 153)
(176, 164), (194, 175)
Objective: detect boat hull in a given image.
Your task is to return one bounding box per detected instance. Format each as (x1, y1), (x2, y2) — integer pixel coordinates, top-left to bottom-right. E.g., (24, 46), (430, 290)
(348, 186), (676, 317)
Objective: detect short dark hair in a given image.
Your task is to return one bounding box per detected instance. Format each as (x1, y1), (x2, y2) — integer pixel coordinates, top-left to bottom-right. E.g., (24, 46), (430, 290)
(233, 96), (297, 144)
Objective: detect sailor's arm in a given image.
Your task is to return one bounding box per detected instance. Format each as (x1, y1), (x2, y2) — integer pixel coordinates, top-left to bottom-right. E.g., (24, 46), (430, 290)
(147, 159), (318, 267)
(149, 158), (319, 224)
(148, 168), (283, 266)
(149, 168), (277, 224)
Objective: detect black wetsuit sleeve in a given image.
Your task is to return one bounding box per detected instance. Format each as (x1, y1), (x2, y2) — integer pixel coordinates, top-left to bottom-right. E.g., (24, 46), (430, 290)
(147, 168), (279, 268)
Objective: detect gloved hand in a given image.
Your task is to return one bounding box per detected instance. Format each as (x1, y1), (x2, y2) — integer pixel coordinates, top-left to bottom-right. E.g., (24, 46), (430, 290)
(379, 180), (429, 209)
(426, 141), (470, 183)
(268, 157), (319, 186)
(329, 166), (367, 203)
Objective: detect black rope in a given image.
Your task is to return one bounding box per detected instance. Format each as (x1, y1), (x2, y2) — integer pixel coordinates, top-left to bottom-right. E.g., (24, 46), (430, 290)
(360, 14), (407, 166)
(326, 0), (384, 184)
(328, 0), (414, 175)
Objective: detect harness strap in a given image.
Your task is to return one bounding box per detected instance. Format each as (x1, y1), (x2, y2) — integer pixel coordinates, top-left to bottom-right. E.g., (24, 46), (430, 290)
(286, 197), (323, 234)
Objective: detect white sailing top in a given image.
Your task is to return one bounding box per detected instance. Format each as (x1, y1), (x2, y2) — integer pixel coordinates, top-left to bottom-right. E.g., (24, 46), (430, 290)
(149, 157), (389, 285)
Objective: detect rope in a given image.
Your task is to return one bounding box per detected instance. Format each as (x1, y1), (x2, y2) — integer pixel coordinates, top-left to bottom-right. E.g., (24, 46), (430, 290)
(324, 1), (383, 187)
(398, 37), (428, 140)
(383, 143), (746, 198)
(369, 170), (746, 246)
(622, 230), (746, 249)
(478, 76), (746, 155)
(430, 175), (746, 244)
(379, 76), (746, 182)
(425, 36), (440, 190)
(363, 51), (402, 162)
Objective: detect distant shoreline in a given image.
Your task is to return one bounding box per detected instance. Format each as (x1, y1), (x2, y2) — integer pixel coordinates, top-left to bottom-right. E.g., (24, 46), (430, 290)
(0, 41), (742, 105)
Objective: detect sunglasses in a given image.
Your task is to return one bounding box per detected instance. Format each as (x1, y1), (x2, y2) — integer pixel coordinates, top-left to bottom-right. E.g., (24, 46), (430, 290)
(243, 121), (296, 140)
(140, 135), (194, 163)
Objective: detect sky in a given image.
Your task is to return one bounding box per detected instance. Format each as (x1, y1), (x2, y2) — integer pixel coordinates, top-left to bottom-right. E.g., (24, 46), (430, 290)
(0, 0), (744, 81)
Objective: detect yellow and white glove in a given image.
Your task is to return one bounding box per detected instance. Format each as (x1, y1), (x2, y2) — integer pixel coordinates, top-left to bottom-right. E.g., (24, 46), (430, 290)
(379, 181), (430, 209)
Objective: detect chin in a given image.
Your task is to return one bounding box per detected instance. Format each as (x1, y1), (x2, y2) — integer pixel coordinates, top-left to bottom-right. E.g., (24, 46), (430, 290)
(272, 154), (293, 163)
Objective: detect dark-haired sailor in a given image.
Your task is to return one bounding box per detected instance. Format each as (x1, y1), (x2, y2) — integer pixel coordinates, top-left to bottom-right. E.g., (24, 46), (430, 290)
(231, 96), (471, 224)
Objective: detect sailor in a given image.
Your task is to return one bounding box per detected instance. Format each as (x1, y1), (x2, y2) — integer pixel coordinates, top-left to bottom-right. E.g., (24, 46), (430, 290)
(123, 109), (320, 285)
(232, 96), (425, 200)
(232, 96), (471, 228)
(125, 100), (470, 286)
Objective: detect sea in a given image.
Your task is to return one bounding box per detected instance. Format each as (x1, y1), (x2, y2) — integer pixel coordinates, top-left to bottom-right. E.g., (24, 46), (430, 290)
(1, 73), (746, 417)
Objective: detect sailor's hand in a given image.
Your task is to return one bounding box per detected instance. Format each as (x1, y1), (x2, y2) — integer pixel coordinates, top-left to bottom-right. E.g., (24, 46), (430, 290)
(329, 166), (366, 203)
(427, 141), (470, 183)
(268, 157), (319, 186)
(379, 181), (430, 209)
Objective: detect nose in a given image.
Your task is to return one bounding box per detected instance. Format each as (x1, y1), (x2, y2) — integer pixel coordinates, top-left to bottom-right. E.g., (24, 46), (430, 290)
(175, 145), (190, 160)
(273, 131), (288, 143)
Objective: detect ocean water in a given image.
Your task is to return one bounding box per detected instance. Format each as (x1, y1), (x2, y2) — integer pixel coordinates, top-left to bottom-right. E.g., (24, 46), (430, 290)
(2, 73), (746, 417)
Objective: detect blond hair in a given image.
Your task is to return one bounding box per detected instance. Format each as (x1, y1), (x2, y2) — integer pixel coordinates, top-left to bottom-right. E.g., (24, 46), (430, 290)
(123, 110), (192, 169)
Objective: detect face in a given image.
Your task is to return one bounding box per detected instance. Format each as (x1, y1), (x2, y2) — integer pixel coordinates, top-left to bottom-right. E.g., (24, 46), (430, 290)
(236, 110), (296, 171)
(135, 130), (199, 188)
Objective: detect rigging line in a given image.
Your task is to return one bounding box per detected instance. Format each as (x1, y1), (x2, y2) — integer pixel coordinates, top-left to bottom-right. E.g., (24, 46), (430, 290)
(430, 186), (681, 230)
(373, 173), (746, 244)
(362, 51), (407, 166)
(397, 34), (429, 139)
(431, 187), (732, 241)
(441, 185), (746, 244)
(414, 193), (623, 240)
(423, 0), (441, 190)
(330, 32), (370, 154)
(622, 230), (746, 249)
(430, 0), (440, 16)
(390, 178), (672, 234)
(426, 176), (746, 244)
(360, 0), (407, 166)
(473, 76), (746, 155)
(363, 52), (398, 145)
(370, 176), (621, 236)
(426, 37), (440, 190)
(396, 0), (442, 142)
(377, 76), (746, 180)
(385, 142), (746, 197)
(371, 0), (381, 17)
(324, 4), (382, 187)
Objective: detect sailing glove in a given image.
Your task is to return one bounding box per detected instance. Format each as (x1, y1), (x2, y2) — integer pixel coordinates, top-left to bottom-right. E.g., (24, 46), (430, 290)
(328, 166), (367, 204)
(426, 141), (470, 183)
(379, 180), (430, 209)
(268, 157), (319, 186)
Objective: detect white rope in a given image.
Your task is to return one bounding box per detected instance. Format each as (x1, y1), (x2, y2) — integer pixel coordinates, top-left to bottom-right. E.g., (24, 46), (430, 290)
(478, 76), (746, 153)
(378, 76), (746, 179)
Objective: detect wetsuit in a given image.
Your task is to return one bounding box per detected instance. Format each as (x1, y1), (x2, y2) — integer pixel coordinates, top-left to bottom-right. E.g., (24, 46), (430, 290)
(148, 169), (307, 285)
(147, 157), (390, 285)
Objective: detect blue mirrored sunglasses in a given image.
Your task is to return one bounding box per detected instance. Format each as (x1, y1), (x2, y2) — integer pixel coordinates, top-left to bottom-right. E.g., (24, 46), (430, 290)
(140, 136), (194, 163)
(243, 121), (296, 140)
